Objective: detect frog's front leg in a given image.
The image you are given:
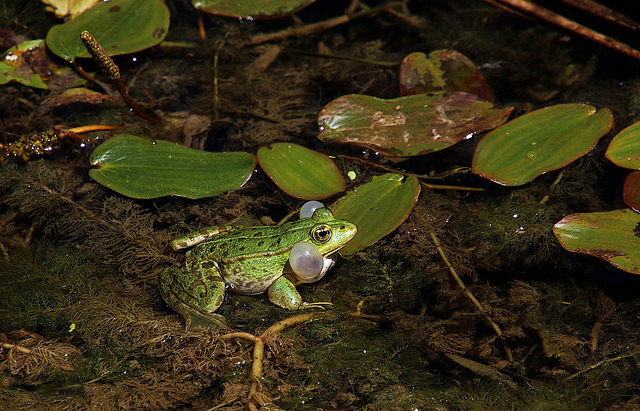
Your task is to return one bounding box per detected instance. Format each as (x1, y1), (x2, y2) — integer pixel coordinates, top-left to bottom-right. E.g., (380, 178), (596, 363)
(159, 261), (227, 328)
(267, 276), (332, 310)
(169, 225), (234, 251)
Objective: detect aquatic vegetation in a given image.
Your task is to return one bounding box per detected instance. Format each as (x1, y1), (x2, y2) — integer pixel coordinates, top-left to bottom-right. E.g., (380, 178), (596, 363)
(4, 0), (640, 409)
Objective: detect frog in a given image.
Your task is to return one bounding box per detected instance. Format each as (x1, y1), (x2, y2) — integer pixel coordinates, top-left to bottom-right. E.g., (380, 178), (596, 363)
(159, 207), (357, 328)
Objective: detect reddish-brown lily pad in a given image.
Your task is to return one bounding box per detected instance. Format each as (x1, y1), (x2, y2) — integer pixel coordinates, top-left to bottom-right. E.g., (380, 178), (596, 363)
(553, 209), (640, 274)
(623, 170), (640, 212)
(317, 92), (512, 157)
(399, 50), (494, 102)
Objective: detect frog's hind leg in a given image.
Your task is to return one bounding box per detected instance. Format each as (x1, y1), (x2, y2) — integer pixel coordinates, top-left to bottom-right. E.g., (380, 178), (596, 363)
(159, 266), (227, 328)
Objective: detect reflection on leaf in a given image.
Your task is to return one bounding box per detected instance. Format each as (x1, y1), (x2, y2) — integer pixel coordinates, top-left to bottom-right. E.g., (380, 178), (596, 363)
(318, 92), (512, 157)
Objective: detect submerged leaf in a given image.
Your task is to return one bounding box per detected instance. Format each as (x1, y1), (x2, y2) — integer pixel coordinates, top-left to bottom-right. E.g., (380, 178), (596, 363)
(193, 0), (316, 18)
(318, 92), (512, 157)
(331, 173), (420, 255)
(0, 39), (73, 89)
(257, 143), (345, 200)
(472, 104), (614, 186)
(89, 135), (256, 199)
(46, 0), (170, 62)
(553, 209), (640, 274)
(399, 50), (494, 102)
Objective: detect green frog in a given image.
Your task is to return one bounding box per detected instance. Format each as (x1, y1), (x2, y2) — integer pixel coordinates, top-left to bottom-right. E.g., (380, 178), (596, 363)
(159, 208), (357, 327)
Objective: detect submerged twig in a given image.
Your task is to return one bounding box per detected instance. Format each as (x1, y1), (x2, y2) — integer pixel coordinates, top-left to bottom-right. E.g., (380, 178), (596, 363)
(429, 228), (514, 361)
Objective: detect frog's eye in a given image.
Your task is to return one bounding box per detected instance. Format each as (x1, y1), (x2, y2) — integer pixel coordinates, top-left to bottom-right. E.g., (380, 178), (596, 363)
(312, 225), (332, 244)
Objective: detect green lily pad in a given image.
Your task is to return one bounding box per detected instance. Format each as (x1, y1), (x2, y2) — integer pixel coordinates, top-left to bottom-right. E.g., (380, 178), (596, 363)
(399, 50), (494, 102)
(46, 0), (170, 62)
(193, 0), (316, 18)
(553, 209), (640, 274)
(330, 173), (420, 256)
(472, 104), (614, 186)
(318, 92), (512, 157)
(89, 135), (256, 199)
(257, 142), (345, 200)
(605, 121), (640, 169)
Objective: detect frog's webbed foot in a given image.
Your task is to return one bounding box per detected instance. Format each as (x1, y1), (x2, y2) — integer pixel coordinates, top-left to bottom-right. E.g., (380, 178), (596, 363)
(301, 301), (333, 310)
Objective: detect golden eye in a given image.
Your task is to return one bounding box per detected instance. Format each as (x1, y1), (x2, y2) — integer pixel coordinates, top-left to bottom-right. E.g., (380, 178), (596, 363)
(312, 225), (332, 244)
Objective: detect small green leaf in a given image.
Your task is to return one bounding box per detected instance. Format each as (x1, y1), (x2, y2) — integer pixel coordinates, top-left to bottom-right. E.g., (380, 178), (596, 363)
(193, 0), (316, 18)
(46, 0), (170, 62)
(89, 135), (256, 199)
(318, 92), (512, 157)
(553, 209), (640, 275)
(472, 104), (614, 186)
(331, 173), (420, 255)
(257, 142), (345, 200)
(605, 121), (640, 169)
(0, 40), (50, 89)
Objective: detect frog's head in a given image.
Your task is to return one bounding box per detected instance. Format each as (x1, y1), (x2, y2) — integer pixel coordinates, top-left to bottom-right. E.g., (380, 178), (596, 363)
(289, 208), (356, 284)
(306, 208), (357, 257)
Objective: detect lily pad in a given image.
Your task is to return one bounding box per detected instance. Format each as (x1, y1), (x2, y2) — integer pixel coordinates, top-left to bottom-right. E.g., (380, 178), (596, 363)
(257, 143), (345, 200)
(46, 0), (170, 62)
(193, 0), (316, 19)
(623, 170), (640, 212)
(317, 92), (512, 157)
(472, 104), (614, 186)
(605, 121), (640, 169)
(553, 209), (640, 274)
(330, 173), (420, 255)
(89, 135), (256, 199)
(399, 50), (494, 102)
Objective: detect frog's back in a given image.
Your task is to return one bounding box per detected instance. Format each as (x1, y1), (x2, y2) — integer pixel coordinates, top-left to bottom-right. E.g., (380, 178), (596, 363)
(194, 225), (295, 294)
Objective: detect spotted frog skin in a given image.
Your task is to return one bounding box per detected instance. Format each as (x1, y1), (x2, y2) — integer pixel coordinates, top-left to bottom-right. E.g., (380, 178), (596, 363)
(159, 208), (357, 327)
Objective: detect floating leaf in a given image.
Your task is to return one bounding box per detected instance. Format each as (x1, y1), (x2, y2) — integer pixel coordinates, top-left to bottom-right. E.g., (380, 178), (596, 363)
(330, 173), (420, 255)
(472, 104), (614, 186)
(318, 92), (512, 157)
(623, 171), (640, 212)
(553, 209), (640, 274)
(0, 39), (73, 89)
(605, 121), (640, 169)
(41, 0), (100, 19)
(257, 142), (345, 200)
(89, 135), (256, 199)
(399, 50), (494, 102)
(193, 0), (316, 18)
(46, 0), (170, 62)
